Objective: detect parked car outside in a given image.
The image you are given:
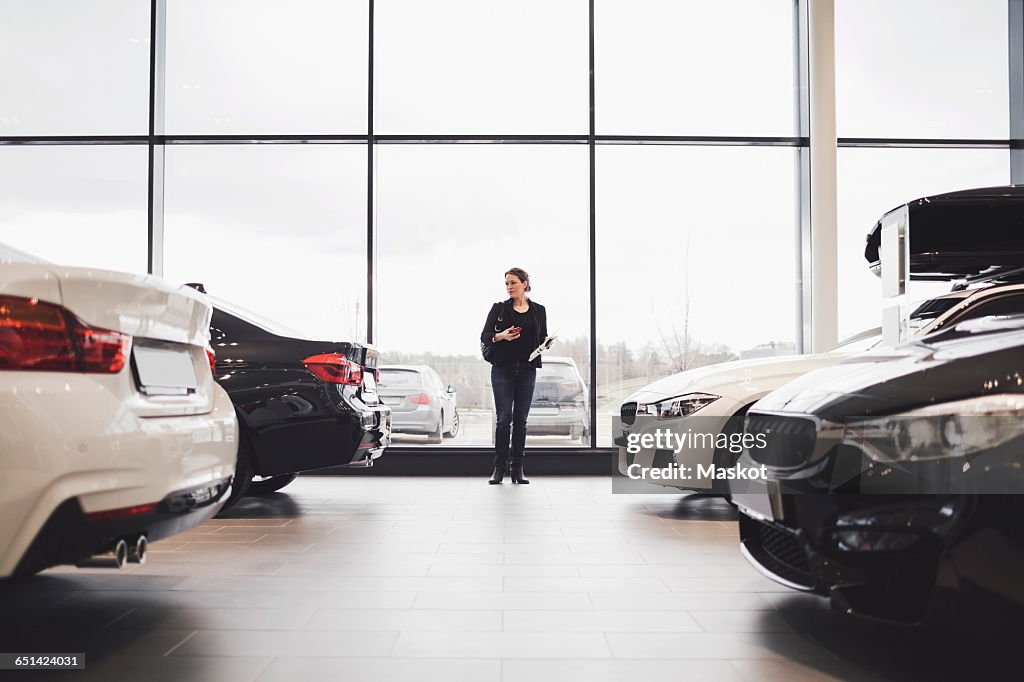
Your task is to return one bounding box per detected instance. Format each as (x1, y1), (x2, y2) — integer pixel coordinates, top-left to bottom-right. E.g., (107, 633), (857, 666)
(528, 356), (589, 442)
(617, 280), (1024, 493)
(378, 365), (458, 443)
(733, 315), (1024, 626)
(1, 245), (237, 577)
(192, 290), (391, 507)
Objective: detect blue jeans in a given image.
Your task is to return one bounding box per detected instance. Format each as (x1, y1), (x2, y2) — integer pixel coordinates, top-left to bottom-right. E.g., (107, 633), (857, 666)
(491, 362), (537, 468)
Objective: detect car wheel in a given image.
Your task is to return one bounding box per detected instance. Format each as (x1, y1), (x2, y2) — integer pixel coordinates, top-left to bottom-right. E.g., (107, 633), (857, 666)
(217, 424), (254, 514)
(444, 409), (460, 438)
(247, 472), (298, 495)
(428, 412), (444, 444)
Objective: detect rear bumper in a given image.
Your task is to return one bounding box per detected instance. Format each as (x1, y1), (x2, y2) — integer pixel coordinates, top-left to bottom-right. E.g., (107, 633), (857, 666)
(528, 408), (587, 435)
(13, 478), (231, 576)
(389, 404), (441, 434)
(0, 375), (237, 577)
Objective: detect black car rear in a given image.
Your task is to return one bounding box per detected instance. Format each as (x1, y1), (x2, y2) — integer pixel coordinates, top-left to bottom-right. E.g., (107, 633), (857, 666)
(205, 298), (391, 505)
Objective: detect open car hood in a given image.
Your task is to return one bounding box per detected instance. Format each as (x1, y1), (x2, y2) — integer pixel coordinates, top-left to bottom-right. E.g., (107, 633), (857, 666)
(864, 185), (1024, 281)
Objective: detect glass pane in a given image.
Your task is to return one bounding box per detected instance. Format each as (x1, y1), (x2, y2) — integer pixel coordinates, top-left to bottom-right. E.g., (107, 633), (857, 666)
(837, 148), (1009, 339)
(162, 144), (367, 342)
(375, 144), (590, 447)
(0, 0), (150, 135)
(595, 0), (796, 136)
(0, 145), (148, 273)
(375, 0), (588, 134)
(596, 145), (798, 446)
(166, 0), (368, 134)
(836, 0), (1008, 139)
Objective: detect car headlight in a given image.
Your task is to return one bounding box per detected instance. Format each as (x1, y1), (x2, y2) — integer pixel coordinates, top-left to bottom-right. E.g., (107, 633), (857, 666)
(635, 392), (719, 420)
(843, 394), (1024, 462)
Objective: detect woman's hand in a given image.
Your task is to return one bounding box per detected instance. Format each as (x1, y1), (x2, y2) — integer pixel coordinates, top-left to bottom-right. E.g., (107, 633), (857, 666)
(494, 326), (521, 342)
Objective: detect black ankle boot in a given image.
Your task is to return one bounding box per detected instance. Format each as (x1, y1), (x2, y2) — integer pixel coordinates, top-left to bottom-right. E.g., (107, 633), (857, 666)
(510, 463), (529, 484)
(488, 464), (507, 484)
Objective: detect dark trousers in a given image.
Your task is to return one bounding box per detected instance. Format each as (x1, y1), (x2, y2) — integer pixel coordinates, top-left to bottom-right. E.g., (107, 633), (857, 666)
(491, 362), (537, 468)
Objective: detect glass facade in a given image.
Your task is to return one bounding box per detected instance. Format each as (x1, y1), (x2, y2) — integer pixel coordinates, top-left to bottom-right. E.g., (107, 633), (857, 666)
(0, 1), (1012, 454)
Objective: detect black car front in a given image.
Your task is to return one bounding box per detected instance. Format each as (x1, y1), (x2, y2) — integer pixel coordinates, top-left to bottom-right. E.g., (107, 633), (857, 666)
(733, 318), (1024, 625)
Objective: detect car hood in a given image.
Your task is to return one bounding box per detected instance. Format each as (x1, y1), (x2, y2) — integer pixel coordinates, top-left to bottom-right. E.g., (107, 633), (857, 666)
(625, 353), (849, 405)
(754, 327), (1024, 419)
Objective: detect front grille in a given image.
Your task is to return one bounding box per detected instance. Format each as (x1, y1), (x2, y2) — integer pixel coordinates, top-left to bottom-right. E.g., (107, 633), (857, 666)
(741, 515), (813, 588)
(760, 523), (811, 578)
(746, 413), (817, 468)
(620, 402), (638, 426)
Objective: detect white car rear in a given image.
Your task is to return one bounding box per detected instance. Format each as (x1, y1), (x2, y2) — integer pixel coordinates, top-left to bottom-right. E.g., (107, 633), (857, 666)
(0, 253), (237, 577)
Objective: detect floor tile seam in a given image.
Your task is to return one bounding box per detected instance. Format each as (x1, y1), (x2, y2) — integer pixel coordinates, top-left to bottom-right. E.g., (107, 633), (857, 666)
(98, 607), (137, 630)
(248, 655), (277, 682)
(162, 630), (198, 657)
(384, 629), (402, 657)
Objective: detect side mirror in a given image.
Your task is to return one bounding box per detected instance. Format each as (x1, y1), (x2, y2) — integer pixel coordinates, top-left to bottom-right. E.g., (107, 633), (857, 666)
(447, 385), (457, 394)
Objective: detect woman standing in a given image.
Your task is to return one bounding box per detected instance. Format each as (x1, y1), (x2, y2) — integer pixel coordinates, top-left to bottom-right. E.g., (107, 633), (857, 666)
(480, 267), (547, 484)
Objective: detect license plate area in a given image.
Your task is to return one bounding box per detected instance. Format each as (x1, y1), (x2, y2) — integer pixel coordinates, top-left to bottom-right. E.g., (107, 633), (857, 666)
(133, 344), (199, 396)
(531, 406), (559, 416)
(734, 481), (784, 522)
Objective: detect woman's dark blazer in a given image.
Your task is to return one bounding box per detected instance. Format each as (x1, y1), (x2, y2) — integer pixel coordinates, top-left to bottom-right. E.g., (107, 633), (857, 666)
(480, 299), (547, 368)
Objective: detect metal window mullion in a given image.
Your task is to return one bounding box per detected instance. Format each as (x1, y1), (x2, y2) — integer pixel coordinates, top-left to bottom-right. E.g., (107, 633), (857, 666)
(1010, 0), (1024, 181)
(795, 0), (812, 354)
(147, 0), (167, 277)
(588, 0), (597, 449)
(367, 0), (375, 345)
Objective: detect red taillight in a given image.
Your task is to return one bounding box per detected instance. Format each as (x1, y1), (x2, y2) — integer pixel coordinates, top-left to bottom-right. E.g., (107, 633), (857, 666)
(302, 353), (364, 386)
(0, 295), (129, 373)
(409, 392), (432, 405)
(84, 503), (157, 523)
(205, 346), (216, 376)
(76, 327), (129, 373)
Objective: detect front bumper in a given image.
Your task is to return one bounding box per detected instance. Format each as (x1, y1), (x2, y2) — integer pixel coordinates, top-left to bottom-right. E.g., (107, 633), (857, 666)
(736, 495), (990, 626)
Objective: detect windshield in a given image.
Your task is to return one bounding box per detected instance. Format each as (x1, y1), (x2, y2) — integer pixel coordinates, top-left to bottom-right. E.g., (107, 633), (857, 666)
(831, 332), (882, 354)
(378, 369), (423, 389)
(537, 363), (578, 383)
(209, 295), (306, 338)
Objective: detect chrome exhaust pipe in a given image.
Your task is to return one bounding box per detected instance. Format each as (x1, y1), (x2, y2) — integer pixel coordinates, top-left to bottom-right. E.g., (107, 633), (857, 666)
(76, 538), (128, 569)
(128, 535), (148, 564)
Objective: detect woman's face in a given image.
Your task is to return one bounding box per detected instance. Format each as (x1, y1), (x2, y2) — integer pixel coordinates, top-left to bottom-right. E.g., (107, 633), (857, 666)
(505, 274), (527, 299)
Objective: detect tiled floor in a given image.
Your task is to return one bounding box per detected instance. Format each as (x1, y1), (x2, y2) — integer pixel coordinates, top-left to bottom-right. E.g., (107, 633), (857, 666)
(0, 476), (1015, 681)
